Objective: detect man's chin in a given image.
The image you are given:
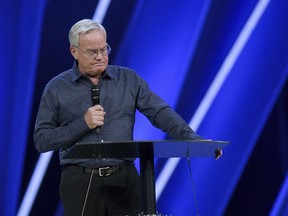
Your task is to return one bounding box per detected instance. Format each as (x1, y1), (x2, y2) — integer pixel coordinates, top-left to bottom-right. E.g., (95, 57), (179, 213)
(92, 64), (106, 70)
(90, 65), (106, 72)
(89, 69), (105, 77)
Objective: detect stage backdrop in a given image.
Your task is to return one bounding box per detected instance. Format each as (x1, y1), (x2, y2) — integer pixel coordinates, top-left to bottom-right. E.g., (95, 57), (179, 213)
(0, 0), (287, 216)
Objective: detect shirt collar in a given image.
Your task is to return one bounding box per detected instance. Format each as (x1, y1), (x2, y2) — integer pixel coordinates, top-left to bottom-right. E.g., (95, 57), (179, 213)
(71, 61), (113, 82)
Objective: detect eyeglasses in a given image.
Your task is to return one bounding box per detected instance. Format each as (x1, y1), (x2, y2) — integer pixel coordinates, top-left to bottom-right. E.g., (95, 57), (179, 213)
(72, 44), (111, 58)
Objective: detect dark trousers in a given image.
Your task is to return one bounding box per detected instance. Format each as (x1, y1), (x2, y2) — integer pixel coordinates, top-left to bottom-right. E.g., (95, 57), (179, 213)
(60, 162), (141, 216)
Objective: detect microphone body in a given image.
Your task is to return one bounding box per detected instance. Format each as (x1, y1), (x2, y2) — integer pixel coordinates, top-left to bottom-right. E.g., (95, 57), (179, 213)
(92, 86), (101, 134)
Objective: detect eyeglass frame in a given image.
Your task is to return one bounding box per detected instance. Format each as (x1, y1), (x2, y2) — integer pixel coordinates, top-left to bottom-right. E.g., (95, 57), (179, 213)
(72, 43), (111, 58)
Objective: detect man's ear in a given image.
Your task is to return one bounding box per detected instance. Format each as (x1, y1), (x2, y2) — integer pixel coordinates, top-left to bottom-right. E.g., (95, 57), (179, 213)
(70, 46), (78, 60)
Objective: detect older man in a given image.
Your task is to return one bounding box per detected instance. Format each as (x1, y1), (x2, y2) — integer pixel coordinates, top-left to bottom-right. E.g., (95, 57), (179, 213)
(34, 19), (202, 216)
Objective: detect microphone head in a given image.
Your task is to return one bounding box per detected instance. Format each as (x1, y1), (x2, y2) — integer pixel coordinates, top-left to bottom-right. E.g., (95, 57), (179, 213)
(92, 86), (100, 105)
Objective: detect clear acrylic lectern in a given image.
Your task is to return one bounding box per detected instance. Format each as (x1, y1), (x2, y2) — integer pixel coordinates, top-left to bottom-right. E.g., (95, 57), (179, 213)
(63, 140), (229, 215)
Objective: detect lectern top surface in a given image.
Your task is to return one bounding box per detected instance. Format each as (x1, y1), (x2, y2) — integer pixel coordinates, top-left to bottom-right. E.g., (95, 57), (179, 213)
(63, 140), (229, 159)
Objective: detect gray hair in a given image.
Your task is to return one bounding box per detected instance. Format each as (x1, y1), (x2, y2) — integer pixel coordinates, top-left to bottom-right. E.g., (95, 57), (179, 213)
(68, 19), (107, 46)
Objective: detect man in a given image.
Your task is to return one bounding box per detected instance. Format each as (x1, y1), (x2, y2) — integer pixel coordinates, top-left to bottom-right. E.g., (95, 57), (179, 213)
(34, 19), (202, 216)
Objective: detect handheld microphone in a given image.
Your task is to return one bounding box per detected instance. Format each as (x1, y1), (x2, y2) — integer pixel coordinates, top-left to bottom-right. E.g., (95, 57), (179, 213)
(91, 86), (101, 134)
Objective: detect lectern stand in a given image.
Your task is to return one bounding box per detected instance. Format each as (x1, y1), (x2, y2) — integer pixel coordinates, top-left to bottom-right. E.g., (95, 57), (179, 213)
(63, 140), (229, 215)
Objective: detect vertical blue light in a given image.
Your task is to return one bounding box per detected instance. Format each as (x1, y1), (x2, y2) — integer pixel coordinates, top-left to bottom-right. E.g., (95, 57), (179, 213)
(113, 0), (212, 140)
(0, 1), (47, 215)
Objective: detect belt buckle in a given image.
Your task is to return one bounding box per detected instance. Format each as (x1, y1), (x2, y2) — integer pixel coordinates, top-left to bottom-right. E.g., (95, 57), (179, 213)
(99, 166), (110, 176)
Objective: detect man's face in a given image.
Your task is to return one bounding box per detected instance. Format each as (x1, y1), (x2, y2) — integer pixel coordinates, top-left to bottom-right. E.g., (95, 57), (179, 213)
(70, 29), (109, 78)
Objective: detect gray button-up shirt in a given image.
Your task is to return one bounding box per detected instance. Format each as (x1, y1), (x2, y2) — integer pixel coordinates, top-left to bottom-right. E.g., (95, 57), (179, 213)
(34, 62), (201, 168)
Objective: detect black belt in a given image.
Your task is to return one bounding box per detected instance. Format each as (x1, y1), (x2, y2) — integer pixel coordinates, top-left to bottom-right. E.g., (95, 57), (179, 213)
(64, 163), (123, 177)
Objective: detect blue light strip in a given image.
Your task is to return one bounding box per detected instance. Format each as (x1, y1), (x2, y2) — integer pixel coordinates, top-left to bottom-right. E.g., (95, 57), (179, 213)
(17, 2), (111, 215)
(17, 152), (53, 216)
(270, 172), (288, 216)
(93, 0), (111, 23)
(155, 0), (270, 201)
